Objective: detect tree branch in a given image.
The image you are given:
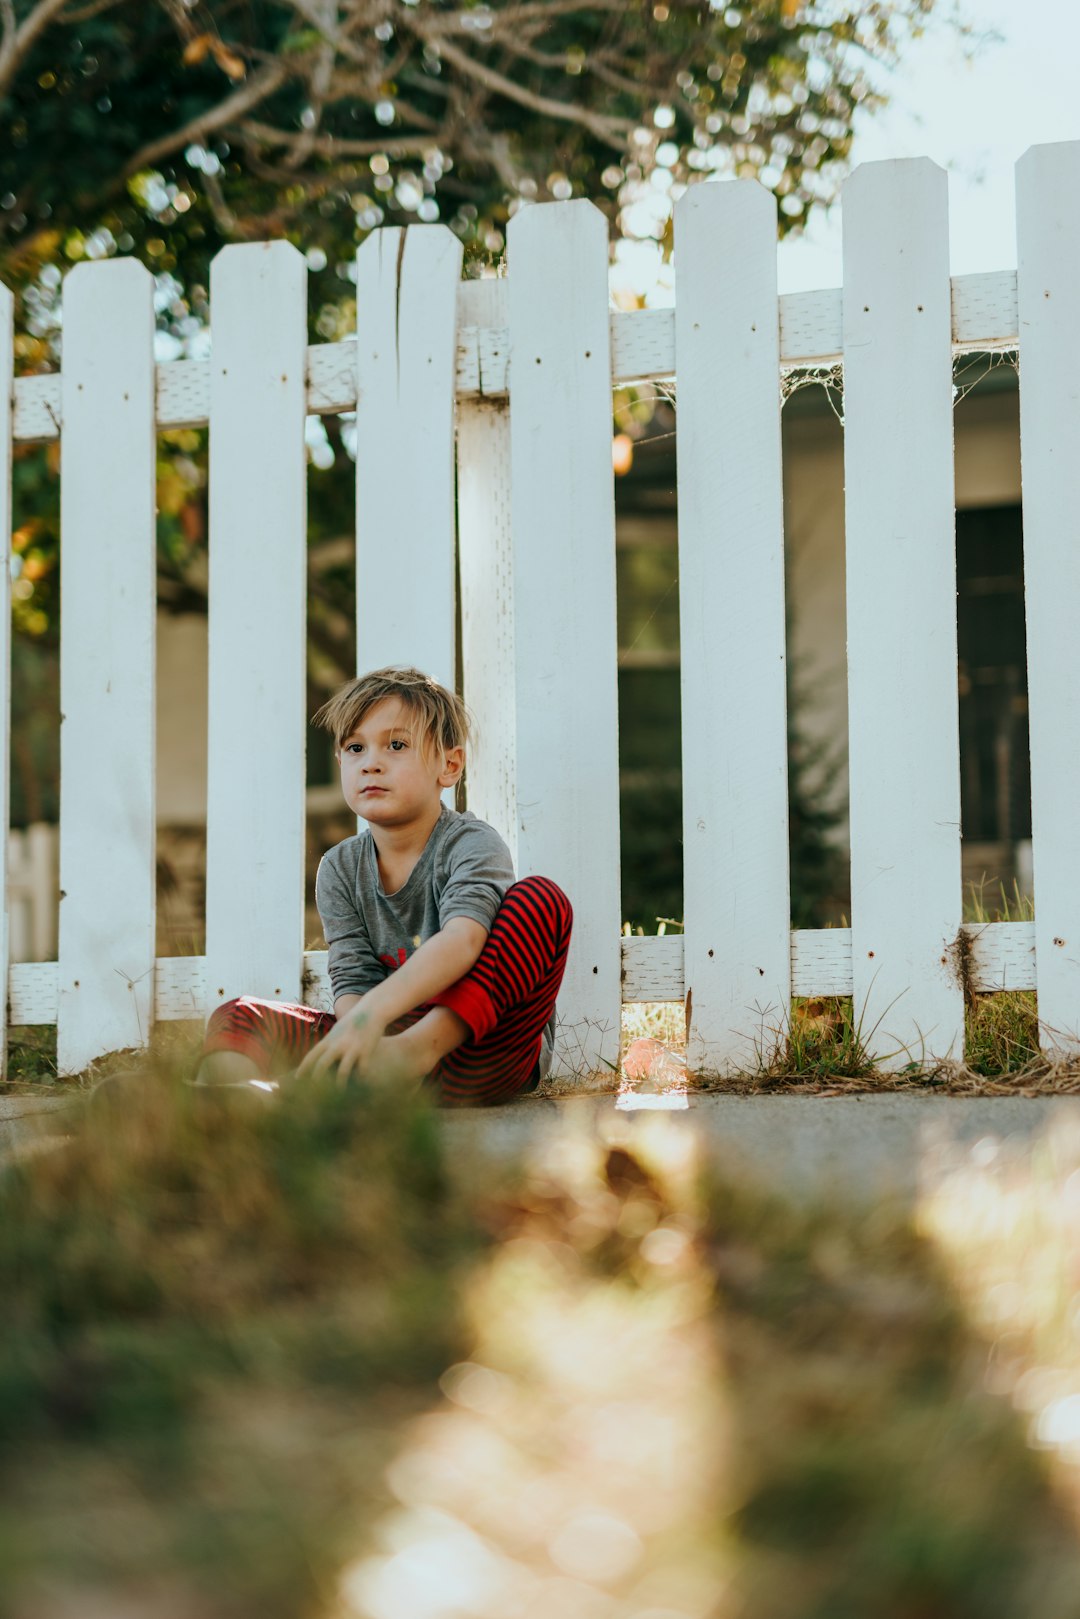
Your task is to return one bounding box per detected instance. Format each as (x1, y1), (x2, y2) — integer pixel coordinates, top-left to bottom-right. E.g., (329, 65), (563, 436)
(0, 0), (81, 98)
(241, 119), (437, 161)
(490, 33), (647, 99)
(430, 34), (633, 147)
(120, 57), (293, 179)
(424, 0), (628, 32)
(0, 0), (15, 65)
(281, 0), (340, 169)
(58, 0), (128, 21)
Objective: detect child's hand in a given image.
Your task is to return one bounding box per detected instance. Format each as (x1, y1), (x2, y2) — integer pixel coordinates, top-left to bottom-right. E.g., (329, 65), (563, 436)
(298, 1008), (385, 1084)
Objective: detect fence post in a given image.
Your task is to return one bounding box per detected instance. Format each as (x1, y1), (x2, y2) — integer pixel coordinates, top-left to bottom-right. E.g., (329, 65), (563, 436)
(842, 159), (964, 1066)
(57, 260), (157, 1074)
(457, 278), (517, 862)
(507, 200), (621, 1077)
(204, 242), (308, 1015)
(1016, 141), (1080, 1054)
(0, 280), (10, 1076)
(674, 180), (791, 1074)
(354, 225), (462, 690)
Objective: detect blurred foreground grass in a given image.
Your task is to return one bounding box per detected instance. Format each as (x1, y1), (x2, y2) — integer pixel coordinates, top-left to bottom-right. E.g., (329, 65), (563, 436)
(4, 1063), (1080, 1616)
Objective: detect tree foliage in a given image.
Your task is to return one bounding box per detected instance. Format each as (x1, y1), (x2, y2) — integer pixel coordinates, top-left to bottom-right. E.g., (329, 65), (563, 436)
(3, 0), (962, 835)
(1, 0), (954, 317)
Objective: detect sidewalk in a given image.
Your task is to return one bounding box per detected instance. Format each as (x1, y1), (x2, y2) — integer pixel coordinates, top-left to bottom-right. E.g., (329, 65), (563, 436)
(6, 1086), (1077, 1206)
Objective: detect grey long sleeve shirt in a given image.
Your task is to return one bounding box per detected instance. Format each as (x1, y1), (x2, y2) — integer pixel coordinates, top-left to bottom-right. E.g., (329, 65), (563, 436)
(315, 806), (554, 1079)
(315, 806), (516, 1001)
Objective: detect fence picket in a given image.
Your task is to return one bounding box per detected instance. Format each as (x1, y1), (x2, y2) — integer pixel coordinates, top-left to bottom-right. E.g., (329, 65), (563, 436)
(507, 200), (621, 1076)
(1016, 142), (1080, 1053)
(204, 243), (308, 1015)
(57, 261), (157, 1073)
(354, 225), (462, 688)
(0, 282), (10, 1077)
(842, 159), (964, 1066)
(456, 279), (517, 862)
(674, 181), (791, 1073)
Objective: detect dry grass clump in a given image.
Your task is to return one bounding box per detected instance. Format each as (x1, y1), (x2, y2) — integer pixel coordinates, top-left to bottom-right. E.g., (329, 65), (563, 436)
(707, 1179), (1080, 1618)
(2, 1072), (1080, 1616)
(0, 1061), (491, 1617)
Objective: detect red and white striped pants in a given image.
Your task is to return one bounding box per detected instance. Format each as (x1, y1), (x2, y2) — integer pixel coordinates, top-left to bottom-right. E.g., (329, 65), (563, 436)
(203, 876), (573, 1105)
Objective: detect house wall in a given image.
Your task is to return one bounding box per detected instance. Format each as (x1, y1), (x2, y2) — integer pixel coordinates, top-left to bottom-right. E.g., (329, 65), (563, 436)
(157, 613), (208, 824)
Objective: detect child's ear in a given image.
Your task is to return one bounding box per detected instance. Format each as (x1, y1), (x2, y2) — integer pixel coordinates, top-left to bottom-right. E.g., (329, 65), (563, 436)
(439, 745), (465, 786)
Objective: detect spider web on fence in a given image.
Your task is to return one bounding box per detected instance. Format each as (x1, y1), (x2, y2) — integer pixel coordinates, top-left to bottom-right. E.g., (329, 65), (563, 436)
(612, 351), (1019, 450)
(776, 348), (1020, 423)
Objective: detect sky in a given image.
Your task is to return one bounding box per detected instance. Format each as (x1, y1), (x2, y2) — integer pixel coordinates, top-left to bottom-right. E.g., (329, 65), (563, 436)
(776, 0), (1080, 293)
(609, 0), (1080, 306)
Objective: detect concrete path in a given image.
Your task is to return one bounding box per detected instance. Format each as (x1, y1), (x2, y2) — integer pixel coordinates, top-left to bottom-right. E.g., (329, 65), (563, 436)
(446, 1091), (1080, 1205)
(0, 1092), (80, 1167)
(5, 1086), (1078, 1206)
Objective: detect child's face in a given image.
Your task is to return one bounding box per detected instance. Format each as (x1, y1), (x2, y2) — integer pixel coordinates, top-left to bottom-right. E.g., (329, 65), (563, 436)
(337, 696), (462, 830)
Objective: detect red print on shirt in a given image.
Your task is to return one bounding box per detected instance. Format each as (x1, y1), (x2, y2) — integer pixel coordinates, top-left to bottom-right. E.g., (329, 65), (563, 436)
(380, 946), (407, 972)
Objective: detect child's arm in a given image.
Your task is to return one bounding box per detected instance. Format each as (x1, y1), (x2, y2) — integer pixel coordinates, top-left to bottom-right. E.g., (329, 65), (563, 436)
(299, 917), (487, 1080)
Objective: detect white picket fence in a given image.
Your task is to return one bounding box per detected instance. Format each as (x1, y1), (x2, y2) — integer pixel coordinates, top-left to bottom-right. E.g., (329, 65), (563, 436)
(2, 143), (1078, 1079)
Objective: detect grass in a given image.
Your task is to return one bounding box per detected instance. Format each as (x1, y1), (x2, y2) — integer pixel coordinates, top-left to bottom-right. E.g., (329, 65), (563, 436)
(0, 1058), (490, 1616)
(611, 881), (1063, 1092)
(3, 1027), (59, 1087)
(4, 1059), (1080, 1614)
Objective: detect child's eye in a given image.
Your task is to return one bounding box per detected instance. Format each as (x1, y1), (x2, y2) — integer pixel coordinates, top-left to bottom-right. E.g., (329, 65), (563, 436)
(389, 739), (408, 752)
(344, 743), (364, 754)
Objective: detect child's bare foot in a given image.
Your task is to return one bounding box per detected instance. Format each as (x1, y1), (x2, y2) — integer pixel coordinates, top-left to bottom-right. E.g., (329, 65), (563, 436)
(361, 1007), (469, 1087)
(360, 1030), (432, 1088)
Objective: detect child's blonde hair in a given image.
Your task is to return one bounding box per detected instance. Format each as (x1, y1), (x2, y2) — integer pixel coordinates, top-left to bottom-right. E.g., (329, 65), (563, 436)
(313, 666), (470, 759)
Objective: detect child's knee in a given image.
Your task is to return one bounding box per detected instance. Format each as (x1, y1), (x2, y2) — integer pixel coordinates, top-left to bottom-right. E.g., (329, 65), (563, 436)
(505, 875), (573, 936)
(203, 995), (269, 1054)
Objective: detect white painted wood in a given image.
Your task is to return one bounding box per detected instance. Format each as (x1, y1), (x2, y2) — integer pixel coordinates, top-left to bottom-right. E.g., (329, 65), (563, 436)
(456, 279), (517, 862)
(9, 962), (58, 1025)
(791, 930), (852, 998)
(674, 182), (791, 1073)
(306, 341), (359, 416)
(11, 267), (1023, 445)
(953, 270), (1020, 353)
(0, 282), (10, 1072)
(354, 226), (462, 687)
(621, 935), (684, 1002)
(300, 949), (334, 1012)
(508, 200), (622, 1077)
(4, 918), (1038, 1029)
(57, 260), (157, 1073)
(204, 242), (308, 1015)
(153, 957), (205, 1021)
(843, 159), (964, 1067)
(965, 920), (1037, 992)
(1016, 142), (1080, 1053)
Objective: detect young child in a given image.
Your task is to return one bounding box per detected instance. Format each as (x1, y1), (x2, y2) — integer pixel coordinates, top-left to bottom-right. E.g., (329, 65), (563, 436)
(199, 666), (572, 1104)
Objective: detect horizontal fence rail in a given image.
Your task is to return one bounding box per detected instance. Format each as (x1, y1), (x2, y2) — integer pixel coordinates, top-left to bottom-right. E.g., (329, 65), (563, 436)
(4, 921), (1040, 1027)
(3, 144), (1076, 1077)
(11, 269), (1020, 444)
